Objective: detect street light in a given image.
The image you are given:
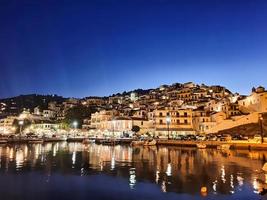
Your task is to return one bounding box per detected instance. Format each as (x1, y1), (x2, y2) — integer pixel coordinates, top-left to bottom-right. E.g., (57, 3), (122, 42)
(18, 120), (24, 139)
(112, 120), (116, 138)
(73, 121), (78, 129)
(73, 121), (78, 138)
(259, 114), (264, 144)
(166, 115), (171, 140)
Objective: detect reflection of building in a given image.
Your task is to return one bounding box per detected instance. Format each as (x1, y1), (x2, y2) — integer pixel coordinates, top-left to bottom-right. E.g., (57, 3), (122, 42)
(0, 142), (266, 196)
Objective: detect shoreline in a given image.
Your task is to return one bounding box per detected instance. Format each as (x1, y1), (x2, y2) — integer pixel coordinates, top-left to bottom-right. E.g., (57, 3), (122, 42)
(1, 137), (267, 150)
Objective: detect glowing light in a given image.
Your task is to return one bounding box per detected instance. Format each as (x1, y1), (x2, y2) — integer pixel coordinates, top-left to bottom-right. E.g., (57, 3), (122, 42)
(253, 178), (259, 194)
(73, 121), (78, 129)
(237, 175), (244, 188)
(221, 165), (226, 183)
(111, 155), (115, 170)
(161, 181), (166, 193)
(16, 149), (24, 170)
(166, 163), (172, 176)
(166, 116), (171, 124)
(129, 168), (136, 189)
(230, 174), (234, 194)
(156, 170), (160, 184)
(212, 180), (217, 193)
(72, 151), (76, 166)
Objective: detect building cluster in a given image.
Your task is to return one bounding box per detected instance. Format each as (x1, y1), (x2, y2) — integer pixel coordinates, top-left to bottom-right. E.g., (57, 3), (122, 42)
(0, 82), (267, 138)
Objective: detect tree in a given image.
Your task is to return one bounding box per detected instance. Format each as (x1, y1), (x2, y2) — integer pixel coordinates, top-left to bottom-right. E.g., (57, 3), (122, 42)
(12, 119), (31, 134)
(131, 125), (140, 133)
(62, 105), (97, 129)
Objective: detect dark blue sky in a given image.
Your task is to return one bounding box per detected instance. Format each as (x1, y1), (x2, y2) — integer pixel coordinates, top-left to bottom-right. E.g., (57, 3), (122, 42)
(0, 0), (267, 98)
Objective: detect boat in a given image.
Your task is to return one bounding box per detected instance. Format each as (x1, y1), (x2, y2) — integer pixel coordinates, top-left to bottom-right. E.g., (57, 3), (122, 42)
(196, 144), (207, 149)
(43, 136), (67, 142)
(28, 139), (44, 144)
(101, 139), (119, 145)
(67, 137), (85, 142)
(131, 140), (145, 146)
(82, 138), (95, 144)
(217, 144), (231, 150)
(143, 139), (157, 146)
(0, 139), (8, 144)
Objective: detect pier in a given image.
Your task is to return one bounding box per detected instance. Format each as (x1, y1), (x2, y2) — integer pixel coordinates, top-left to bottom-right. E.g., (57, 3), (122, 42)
(156, 140), (267, 150)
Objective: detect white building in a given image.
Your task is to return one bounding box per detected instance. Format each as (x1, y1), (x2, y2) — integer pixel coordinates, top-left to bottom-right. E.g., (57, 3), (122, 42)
(43, 110), (56, 119)
(238, 86), (267, 113)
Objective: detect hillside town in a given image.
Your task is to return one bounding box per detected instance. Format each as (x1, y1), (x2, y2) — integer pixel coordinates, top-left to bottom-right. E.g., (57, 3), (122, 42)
(0, 82), (266, 140)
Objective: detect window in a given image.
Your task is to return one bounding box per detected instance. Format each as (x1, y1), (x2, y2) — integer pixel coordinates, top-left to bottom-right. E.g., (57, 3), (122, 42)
(184, 119), (188, 124)
(159, 119), (163, 124)
(176, 112), (179, 117)
(177, 119), (180, 124)
(159, 112), (162, 117)
(141, 121), (143, 125)
(184, 112), (187, 117)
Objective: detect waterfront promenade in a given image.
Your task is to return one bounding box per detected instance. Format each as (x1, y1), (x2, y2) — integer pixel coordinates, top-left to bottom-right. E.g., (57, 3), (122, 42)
(2, 136), (267, 151)
(156, 139), (267, 150)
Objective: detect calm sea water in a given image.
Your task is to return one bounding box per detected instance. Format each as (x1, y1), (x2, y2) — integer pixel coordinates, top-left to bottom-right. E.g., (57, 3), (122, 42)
(0, 142), (267, 200)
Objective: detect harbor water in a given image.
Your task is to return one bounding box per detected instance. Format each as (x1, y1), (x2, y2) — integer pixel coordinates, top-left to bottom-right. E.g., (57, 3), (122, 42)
(0, 142), (267, 200)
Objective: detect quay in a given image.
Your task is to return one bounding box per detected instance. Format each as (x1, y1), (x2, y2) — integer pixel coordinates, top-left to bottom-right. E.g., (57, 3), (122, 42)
(2, 137), (267, 151)
(156, 140), (267, 150)
(95, 138), (133, 145)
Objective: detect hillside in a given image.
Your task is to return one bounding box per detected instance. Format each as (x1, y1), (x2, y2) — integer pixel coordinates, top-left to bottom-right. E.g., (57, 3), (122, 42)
(218, 114), (267, 137)
(0, 94), (66, 114)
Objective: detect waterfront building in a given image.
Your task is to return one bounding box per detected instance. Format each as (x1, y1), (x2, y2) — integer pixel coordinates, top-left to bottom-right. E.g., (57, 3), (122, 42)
(192, 108), (215, 134)
(90, 109), (118, 130)
(153, 107), (194, 138)
(0, 116), (16, 134)
(238, 86), (267, 113)
(30, 121), (60, 136)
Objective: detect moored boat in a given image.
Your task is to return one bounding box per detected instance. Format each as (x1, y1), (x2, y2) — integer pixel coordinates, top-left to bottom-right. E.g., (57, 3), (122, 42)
(131, 140), (144, 146)
(196, 144), (207, 149)
(43, 136), (67, 142)
(67, 137), (85, 142)
(217, 144), (231, 150)
(0, 139), (8, 144)
(143, 139), (156, 146)
(82, 138), (95, 144)
(28, 139), (44, 144)
(101, 139), (119, 145)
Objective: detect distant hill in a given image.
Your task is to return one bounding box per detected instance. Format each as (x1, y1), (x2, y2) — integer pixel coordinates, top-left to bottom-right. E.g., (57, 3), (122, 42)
(0, 94), (66, 114)
(110, 88), (153, 97)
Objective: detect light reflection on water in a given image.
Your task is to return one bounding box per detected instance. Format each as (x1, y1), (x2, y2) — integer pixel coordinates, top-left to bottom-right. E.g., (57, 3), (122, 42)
(0, 142), (266, 199)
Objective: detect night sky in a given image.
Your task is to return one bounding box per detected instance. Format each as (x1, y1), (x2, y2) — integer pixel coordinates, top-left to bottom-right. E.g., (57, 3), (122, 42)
(0, 0), (267, 98)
